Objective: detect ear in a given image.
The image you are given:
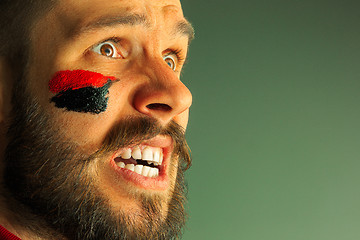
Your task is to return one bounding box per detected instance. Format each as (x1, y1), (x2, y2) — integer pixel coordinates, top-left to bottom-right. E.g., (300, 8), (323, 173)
(0, 57), (13, 124)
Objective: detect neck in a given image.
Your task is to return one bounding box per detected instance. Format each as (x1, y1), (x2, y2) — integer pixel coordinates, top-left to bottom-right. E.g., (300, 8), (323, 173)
(0, 190), (40, 239)
(0, 144), (64, 240)
(0, 185), (64, 240)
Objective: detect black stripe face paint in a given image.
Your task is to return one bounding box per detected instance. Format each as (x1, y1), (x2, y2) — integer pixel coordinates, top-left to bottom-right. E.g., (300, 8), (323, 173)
(49, 70), (117, 114)
(51, 82), (112, 114)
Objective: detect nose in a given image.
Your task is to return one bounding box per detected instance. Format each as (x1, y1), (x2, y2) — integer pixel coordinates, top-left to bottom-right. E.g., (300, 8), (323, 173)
(132, 59), (192, 125)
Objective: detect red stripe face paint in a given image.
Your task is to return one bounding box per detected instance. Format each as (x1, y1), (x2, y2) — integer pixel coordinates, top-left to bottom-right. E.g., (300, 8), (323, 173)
(49, 70), (117, 93)
(49, 70), (118, 114)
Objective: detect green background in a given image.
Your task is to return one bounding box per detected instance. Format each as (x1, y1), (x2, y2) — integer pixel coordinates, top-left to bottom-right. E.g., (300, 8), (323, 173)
(180, 0), (360, 239)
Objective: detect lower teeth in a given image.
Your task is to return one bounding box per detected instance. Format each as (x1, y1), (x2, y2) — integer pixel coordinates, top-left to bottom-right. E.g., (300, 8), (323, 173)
(116, 162), (159, 177)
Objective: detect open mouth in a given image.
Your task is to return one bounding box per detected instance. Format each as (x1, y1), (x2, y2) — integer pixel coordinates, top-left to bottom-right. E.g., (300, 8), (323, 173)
(114, 145), (163, 178)
(109, 136), (172, 190)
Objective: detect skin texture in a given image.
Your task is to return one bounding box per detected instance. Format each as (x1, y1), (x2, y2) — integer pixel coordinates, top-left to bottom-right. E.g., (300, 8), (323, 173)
(30, 0), (192, 147)
(0, 0), (193, 239)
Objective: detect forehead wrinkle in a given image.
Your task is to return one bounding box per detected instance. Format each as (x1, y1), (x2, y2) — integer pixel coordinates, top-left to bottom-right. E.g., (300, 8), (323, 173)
(160, 3), (193, 43)
(69, 13), (151, 39)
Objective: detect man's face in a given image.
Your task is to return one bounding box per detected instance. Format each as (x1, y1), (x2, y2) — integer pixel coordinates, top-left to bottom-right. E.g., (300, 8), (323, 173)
(4, 0), (192, 238)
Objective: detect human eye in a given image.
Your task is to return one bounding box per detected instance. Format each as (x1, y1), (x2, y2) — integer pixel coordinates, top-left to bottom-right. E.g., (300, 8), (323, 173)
(163, 55), (177, 71)
(92, 40), (123, 59)
(163, 49), (185, 72)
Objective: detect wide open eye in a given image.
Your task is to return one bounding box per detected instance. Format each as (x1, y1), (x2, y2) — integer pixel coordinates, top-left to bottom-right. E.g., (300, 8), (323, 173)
(92, 41), (123, 58)
(163, 55), (177, 71)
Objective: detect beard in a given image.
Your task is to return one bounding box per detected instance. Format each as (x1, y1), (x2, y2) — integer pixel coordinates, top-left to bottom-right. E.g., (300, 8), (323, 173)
(2, 80), (191, 240)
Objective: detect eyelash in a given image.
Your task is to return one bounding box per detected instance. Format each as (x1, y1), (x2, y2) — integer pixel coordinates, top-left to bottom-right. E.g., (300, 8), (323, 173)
(169, 49), (185, 62)
(105, 37), (121, 44)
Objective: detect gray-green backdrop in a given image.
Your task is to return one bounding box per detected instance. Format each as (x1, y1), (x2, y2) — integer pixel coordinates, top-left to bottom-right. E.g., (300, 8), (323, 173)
(180, 0), (360, 239)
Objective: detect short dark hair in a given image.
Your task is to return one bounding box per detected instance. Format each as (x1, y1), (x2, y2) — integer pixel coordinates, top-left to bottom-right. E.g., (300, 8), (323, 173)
(0, 0), (57, 71)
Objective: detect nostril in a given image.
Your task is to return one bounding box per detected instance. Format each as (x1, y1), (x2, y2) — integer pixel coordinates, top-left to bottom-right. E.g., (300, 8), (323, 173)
(146, 103), (172, 111)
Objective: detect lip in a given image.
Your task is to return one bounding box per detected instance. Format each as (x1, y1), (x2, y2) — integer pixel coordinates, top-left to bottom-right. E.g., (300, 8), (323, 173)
(109, 135), (173, 191)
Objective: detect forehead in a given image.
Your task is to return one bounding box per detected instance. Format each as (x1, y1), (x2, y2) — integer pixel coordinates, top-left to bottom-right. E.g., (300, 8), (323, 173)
(51, 0), (186, 36)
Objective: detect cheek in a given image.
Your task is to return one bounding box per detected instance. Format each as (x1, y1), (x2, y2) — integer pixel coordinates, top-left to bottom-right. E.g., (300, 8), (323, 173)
(49, 70), (117, 114)
(174, 109), (190, 130)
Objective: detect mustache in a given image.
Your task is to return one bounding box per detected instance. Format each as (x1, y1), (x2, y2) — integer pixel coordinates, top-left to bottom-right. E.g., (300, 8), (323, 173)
(94, 116), (192, 170)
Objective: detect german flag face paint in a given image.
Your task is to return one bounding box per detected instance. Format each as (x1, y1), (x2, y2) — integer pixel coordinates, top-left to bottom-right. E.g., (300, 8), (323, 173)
(49, 70), (118, 114)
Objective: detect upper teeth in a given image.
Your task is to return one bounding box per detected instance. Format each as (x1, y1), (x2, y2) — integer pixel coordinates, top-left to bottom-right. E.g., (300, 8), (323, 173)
(120, 146), (163, 165)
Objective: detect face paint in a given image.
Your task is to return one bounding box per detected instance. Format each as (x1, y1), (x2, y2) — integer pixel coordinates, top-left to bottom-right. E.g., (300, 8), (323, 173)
(49, 70), (117, 114)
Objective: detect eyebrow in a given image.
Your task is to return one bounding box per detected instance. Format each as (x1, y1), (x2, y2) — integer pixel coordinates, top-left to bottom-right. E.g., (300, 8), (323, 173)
(72, 13), (195, 43)
(81, 14), (150, 33)
(175, 20), (195, 44)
